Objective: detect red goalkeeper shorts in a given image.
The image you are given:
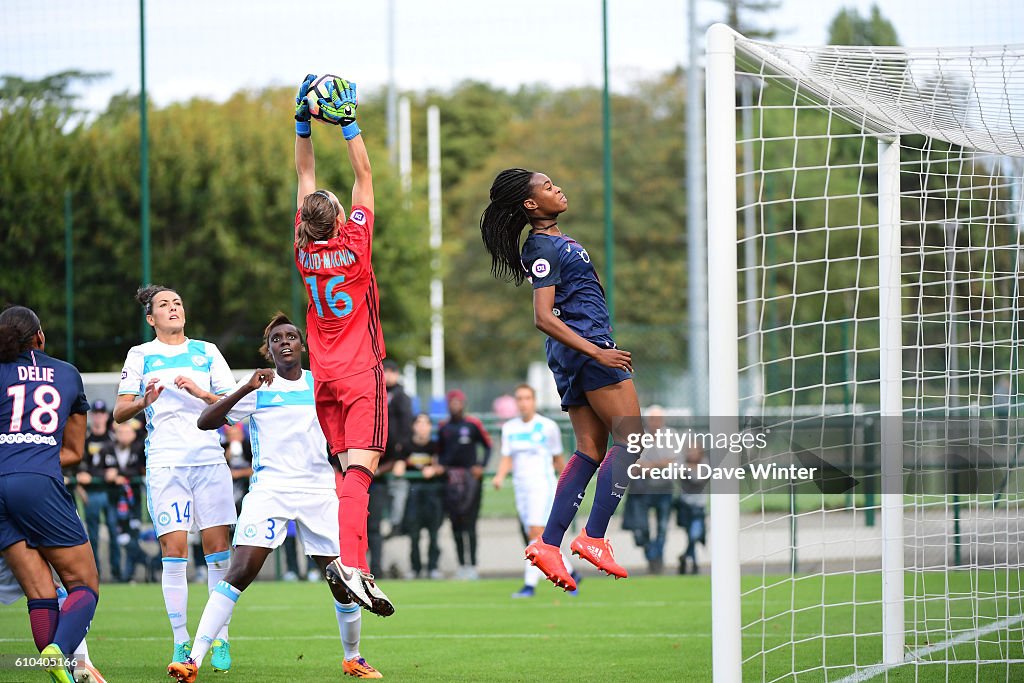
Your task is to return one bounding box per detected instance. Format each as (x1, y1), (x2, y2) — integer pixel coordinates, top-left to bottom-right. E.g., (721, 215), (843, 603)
(314, 363), (387, 455)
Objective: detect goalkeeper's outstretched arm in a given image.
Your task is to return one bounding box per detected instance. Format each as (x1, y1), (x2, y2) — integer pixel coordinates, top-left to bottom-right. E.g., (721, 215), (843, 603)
(319, 77), (374, 214)
(294, 74), (317, 211)
(347, 133), (373, 214)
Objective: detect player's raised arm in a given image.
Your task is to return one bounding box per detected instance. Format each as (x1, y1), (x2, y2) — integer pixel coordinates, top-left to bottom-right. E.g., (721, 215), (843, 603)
(197, 369), (274, 431)
(320, 78), (373, 213)
(295, 74), (318, 211)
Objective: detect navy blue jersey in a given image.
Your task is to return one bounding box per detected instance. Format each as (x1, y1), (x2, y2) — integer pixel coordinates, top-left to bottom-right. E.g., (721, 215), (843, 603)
(0, 350), (89, 481)
(521, 232), (613, 342)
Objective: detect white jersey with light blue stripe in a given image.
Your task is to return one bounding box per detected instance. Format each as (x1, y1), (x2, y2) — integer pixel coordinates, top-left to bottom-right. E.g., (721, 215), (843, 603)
(225, 369), (333, 492)
(118, 338), (235, 467)
(501, 415), (563, 488)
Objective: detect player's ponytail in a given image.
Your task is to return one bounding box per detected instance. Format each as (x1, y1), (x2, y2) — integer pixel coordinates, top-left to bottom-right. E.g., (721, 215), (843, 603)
(135, 284), (176, 314)
(297, 191), (342, 249)
(0, 305), (42, 362)
(479, 168), (537, 286)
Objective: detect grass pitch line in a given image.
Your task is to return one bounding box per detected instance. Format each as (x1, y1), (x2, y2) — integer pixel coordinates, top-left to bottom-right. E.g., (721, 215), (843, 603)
(0, 631), (820, 644)
(833, 612), (1024, 683)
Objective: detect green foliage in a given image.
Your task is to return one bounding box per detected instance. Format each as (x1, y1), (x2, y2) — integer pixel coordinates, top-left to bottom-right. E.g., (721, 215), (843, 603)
(713, 0), (782, 39)
(827, 4), (900, 46)
(1, 85), (430, 371)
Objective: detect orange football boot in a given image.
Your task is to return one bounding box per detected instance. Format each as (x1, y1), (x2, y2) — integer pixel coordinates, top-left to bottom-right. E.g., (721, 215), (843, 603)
(343, 656), (383, 678)
(167, 660), (198, 683)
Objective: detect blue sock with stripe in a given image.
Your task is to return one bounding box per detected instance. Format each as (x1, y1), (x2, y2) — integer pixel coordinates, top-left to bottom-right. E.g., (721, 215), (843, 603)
(205, 550), (232, 641)
(541, 451), (599, 547)
(190, 580), (241, 667)
(335, 600), (361, 660)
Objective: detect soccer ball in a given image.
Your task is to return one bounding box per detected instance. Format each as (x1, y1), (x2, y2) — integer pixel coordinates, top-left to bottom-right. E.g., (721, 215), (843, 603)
(305, 74), (343, 125)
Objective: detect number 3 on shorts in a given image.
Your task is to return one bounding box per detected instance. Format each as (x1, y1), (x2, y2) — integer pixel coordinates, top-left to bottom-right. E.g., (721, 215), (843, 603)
(265, 518), (276, 540)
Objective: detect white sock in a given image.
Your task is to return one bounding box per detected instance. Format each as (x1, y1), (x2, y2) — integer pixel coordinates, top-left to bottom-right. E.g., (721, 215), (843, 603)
(205, 551), (232, 641)
(335, 600), (361, 661)
(191, 581), (241, 667)
(162, 558), (191, 643)
(55, 588), (91, 663)
(524, 562), (543, 588)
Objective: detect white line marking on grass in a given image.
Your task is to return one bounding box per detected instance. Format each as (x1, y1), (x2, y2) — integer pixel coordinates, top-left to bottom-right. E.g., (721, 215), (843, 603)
(833, 613), (1024, 683)
(0, 632), (817, 644)
(0, 633), (692, 643)
(79, 599), (684, 613)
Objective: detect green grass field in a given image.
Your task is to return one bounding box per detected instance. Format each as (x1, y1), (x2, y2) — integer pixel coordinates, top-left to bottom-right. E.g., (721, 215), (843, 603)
(1, 573), (1021, 682)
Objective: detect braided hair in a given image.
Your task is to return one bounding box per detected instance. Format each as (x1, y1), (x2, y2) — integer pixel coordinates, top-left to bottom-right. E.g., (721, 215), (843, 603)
(0, 306), (42, 362)
(479, 168), (538, 286)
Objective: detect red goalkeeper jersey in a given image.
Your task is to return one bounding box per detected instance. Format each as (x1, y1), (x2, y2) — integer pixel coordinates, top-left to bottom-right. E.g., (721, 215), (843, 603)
(294, 206), (385, 380)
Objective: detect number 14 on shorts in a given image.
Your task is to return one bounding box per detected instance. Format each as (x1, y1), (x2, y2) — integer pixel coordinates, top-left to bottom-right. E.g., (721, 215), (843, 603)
(156, 501), (190, 528)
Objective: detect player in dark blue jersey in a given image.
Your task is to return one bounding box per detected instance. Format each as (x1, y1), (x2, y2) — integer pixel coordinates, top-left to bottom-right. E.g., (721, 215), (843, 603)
(480, 168), (644, 590)
(0, 306), (99, 682)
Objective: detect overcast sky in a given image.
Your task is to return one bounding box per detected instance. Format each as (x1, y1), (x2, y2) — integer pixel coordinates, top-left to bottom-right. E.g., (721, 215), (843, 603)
(1, 0), (1022, 111)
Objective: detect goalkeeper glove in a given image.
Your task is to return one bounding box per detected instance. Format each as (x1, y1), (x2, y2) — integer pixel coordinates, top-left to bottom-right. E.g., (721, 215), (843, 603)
(295, 73), (316, 138)
(319, 78), (361, 140)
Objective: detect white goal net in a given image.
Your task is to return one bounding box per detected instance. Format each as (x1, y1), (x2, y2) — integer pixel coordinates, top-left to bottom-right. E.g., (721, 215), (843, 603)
(705, 24), (1024, 682)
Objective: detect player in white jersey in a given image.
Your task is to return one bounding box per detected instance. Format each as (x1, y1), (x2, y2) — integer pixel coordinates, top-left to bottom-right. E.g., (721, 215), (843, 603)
(113, 286), (237, 670)
(492, 384), (577, 597)
(167, 313), (381, 682)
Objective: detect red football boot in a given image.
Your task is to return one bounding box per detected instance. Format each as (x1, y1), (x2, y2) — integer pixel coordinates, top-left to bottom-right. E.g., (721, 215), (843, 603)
(570, 531), (628, 579)
(524, 539), (577, 591)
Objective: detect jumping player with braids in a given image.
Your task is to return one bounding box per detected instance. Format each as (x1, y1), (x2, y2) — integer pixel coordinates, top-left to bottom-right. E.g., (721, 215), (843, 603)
(480, 169), (644, 591)
(292, 74), (393, 617)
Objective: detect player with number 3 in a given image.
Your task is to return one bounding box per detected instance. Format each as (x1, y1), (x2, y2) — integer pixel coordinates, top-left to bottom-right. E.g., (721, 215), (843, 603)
(293, 74), (393, 616)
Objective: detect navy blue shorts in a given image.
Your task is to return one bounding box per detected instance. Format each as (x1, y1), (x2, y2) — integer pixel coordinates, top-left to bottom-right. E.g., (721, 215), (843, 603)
(0, 472), (89, 551)
(547, 339), (632, 412)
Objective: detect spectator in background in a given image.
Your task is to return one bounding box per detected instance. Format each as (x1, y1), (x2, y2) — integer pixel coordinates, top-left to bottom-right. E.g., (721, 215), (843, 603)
(622, 406), (676, 574)
(79, 401), (121, 581)
(363, 362), (411, 577)
(402, 414), (444, 579)
(677, 445), (707, 575)
(383, 360), (413, 532)
(85, 399), (114, 458)
(101, 420), (149, 581)
(436, 389), (492, 580)
(78, 400), (114, 503)
(363, 360), (414, 577)
(222, 422), (253, 513)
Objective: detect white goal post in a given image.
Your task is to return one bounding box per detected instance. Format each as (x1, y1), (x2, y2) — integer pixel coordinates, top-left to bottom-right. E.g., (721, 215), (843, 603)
(706, 23), (1024, 683)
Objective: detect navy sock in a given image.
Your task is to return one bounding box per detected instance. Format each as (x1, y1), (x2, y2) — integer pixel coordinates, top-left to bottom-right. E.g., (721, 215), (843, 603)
(52, 586), (98, 656)
(585, 444), (638, 538)
(541, 451), (599, 547)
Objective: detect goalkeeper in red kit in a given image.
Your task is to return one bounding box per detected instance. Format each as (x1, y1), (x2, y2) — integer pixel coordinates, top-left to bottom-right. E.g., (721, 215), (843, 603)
(293, 74), (393, 618)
